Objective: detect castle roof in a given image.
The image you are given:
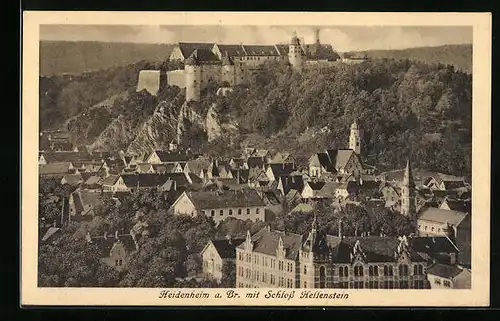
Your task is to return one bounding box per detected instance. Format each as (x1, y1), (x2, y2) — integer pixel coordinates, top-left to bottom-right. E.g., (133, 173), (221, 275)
(238, 227), (304, 260)
(216, 44), (246, 57)
(178, 42), (215, 59)
(242, 45), (280, 56)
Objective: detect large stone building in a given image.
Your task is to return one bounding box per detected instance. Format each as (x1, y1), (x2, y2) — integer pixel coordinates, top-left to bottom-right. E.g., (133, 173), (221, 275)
(160, 30), (341, 102)
(236, 220), (429, 289)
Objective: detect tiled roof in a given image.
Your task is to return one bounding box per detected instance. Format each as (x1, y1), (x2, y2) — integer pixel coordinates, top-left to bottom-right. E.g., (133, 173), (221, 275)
(409, 236), (459, 263)
(187, 189), (265, 210)
(242, 45), (280, 56)
(426, 263), (463, 278)
(418, 208), (469, 227)
(441, 180), (467, 190)
(84, 175), (103, 186)
(217, 44), (246, 57)
(210, 238), (246, 259)
(270, 152), (292, 164)
(307, 181), (326, 191)
(122, 174), (173, 188)
(290, 203), (314, 214)
(41, 151), (94, 163)
(239, 228), (303, 260)
(278, 175), (304, 195)
(187, 48), (221, 64)
(230, 169), (250, 183)
(39, 162), (73, 175)
(252, 149), (270, 158)
(274, 44), (289, 56)
(165, 172), (193, 187)
(102, 175), (120, 186)
(246, 156), (265, 169)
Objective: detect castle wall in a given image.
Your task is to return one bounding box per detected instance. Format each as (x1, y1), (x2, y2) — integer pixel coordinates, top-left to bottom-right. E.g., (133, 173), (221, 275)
(185, 65), (201, 102)
(166, 70), (186, 88)
(136, 70), (161, 96)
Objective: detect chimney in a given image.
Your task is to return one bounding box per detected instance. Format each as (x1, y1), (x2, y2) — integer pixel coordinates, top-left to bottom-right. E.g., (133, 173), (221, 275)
(226, 234), (232, 245)
(104, 232), (107, 240)
(115, 230), (119, 239)
(338, 218), (342, 238)
(172, 180), (177, 191)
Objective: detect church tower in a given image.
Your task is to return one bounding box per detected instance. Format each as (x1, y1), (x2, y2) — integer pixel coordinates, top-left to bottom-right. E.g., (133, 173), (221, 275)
(185, 51), (201, 102)
(401, 158), (417, 224)
(288, 32), (304, 72)
(349, 119), (361, 155)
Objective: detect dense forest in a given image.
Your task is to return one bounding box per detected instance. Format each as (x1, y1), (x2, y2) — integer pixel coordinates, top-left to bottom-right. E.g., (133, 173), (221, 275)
(38, 179), (413, 287)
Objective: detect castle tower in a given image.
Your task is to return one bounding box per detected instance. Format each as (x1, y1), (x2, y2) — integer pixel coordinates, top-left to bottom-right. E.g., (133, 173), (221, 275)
(314, 28), (320, 45)
(288, 32), (304, 72)
(401, 158), (417, 225)
(185, 51), (201, 102)
(221, 51), (236, 86)
(349, 119), (361, 155)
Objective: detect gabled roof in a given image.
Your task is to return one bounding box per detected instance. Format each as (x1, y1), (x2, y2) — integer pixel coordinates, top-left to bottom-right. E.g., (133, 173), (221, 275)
(238, 228), (303, 260)
(185, 189), (266, 210)
(441, 180), (467, 190)
(177, 42), (215, 59)
(268, 163), (295, 177)
(62, 174), (83, 186)
(274, 44), (289, 56)
(101, 175), (121, 186)
(209, 238), (246, 259)
(326, 149), (356, 170)
(246, 156), (265, 169)
(84, 175), (103, 186)
(341, 236), (424, 263)
(306, 181), (326, 191)
(409, 236), (459, 257)
(441, 198), (471, 214)
(90, 233), (138, 256)
(270, 152), (293, 164)
(230, 169), (250, 183)
(263, 190), (281, 205)
(310, 152), (335, 171)
(278, 175), (304, 195)
(418, 208), (469, 227)
(426, 263), (464, 279)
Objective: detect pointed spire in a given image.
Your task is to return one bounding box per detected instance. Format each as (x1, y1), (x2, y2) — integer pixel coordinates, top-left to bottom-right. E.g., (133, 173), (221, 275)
(403, 157), (415, 187)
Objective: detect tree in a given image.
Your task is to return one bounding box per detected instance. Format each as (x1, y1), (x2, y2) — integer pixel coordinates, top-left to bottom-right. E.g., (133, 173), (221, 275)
(220, 261), (236, 287)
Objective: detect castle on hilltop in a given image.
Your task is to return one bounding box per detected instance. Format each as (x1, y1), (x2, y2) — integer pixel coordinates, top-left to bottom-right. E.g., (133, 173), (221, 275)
(137, 29), (355, 102)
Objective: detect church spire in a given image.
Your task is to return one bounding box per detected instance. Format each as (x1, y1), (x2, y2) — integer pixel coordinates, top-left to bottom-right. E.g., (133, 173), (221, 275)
(401, 156), (417, 228)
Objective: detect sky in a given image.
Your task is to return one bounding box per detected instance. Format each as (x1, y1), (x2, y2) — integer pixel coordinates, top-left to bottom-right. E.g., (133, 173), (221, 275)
(40, 25), (472, 52)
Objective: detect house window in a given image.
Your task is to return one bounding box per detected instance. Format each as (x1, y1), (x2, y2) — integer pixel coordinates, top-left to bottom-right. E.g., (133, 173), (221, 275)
(354, 265), (364, 277)
(434, 278), (441, 285)
(247, 208), (250, 215)
(304, 281), (307, 288)
(443, 280), (451, 287)
(238, 209), (242, 215)
(119, 259), (123, 266)
(256, 208), (260, 214)
(220, 209), (224, 216)
(399, 264), (409, 276)
(229, 209), (233, 216)
(304, 265), (307, 274)
(211, 210), (215, 217)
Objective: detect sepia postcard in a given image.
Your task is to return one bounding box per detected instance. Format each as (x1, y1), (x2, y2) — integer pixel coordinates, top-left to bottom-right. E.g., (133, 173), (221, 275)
(22, 11), (491, 307)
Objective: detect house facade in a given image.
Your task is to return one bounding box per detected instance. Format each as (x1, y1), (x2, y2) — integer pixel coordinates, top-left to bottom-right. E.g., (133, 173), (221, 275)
(171, 189), (266, 224)
(201, 237), (245, 284)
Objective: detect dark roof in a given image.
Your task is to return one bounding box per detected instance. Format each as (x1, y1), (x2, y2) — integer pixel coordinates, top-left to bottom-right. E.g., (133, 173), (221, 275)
(210, 238), (246, 259)
(341, 236), (424, 263)
(101, 175), (120, 186)
(186, 189), (266, 210)
(178, 42), (215, 59)
(41, 151), (95, 163)
(268, 163), (295, 177)
(186, 48), (221, 65)
(304, 44), (340, 61)
(164, 172), (193, 187)
(242, 45), (280, 56)
(427, 263), (464, 279)
(122, 174), (173, 188)
(263, 190), (281, 205)
(217, 44), (246, 57)
(239, 228), (303, 260)
(152, 151), (190, 163)
(278, 175), (304, 195)
(307, 181), (326, 191)
(326, 149), (356, 170)
(274, 44), (289, 56)
(441, 199), (471, 213)
(90, 233), (138, 257)
(246, 156), (265, 169)
(409, 236), (458, 264)
(230, 169), (250, 184)
(441, 180), (466, 190)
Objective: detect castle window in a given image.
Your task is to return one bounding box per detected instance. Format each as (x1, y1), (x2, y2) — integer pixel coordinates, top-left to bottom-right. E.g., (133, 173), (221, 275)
(304, 265), (307, 274)
(443, 280), (451, 287)
(220, 210), (224, 216)
(211, 210), (215, 217)
(238, 209), (242, 215)
(247, 208), (250, 215)
(256, 208), (260, 214)
(319, 266), (326, 289)
(339, 266), (344, 277)
(229, 209), (233, 216)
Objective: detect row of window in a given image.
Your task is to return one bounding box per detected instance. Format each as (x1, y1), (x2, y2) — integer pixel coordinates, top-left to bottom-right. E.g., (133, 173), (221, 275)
(434, 278), (452, 287)
(238, 253), (294, 272)
(420, 224), (443, 233)
(321, 264), (424, 277)
(238, 268), (295, 287)
(331, 280), (426, 289)
(203, 208), (260, 217)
